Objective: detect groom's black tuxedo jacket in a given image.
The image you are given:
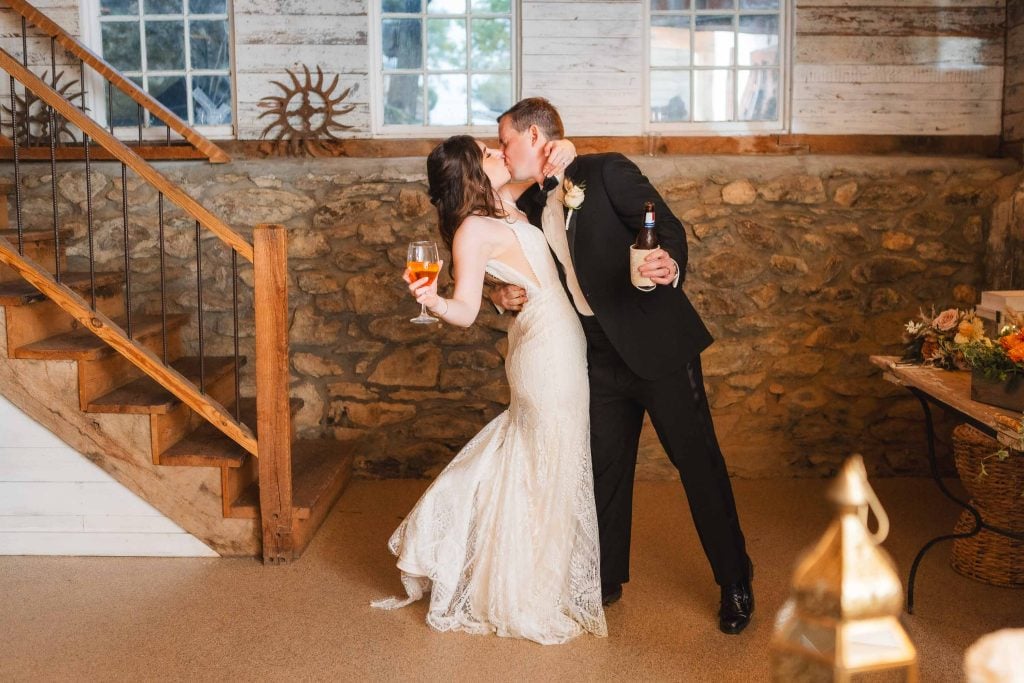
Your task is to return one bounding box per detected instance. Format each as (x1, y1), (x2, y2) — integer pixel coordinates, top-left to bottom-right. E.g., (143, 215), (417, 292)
(517, 152), (713, 380)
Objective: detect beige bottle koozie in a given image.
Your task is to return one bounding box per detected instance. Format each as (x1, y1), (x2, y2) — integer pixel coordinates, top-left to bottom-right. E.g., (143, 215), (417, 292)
(630, 245), (656, 291)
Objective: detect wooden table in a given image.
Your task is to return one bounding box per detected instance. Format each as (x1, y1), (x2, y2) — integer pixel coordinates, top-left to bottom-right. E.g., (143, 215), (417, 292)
(870, 355), (1024, 612)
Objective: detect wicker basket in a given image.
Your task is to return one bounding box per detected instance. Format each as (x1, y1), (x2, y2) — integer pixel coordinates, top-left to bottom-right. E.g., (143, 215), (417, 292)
(950, 424), (1024, 588)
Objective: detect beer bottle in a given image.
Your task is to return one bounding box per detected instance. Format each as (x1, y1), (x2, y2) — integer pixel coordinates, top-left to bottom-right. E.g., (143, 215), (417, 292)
(634, 201), (659, 249)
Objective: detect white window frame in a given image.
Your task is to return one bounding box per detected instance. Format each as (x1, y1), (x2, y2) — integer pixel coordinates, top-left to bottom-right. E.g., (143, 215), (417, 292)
(643, 0), (791, 134)
(79, 0), (237, 140)
(369, 0), (519, 137)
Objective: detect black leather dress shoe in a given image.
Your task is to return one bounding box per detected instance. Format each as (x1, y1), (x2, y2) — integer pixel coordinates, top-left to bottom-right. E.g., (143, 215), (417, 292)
(602, 582), (622, 606)
(718, 578), (754, 634)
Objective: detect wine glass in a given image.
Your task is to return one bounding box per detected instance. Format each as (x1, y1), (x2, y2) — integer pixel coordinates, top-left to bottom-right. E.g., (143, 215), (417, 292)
(406, 240), (441, 324)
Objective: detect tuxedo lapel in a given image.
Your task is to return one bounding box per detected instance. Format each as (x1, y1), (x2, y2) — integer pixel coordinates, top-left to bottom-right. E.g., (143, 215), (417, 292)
(563, 160), (581, 261)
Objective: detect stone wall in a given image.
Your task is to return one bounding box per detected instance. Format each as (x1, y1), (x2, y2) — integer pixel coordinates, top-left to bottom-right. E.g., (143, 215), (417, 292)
(3, 154), (1021, 480)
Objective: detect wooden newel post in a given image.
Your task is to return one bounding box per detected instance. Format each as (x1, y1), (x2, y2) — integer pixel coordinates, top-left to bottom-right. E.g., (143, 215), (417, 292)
(253, 223), (294, 563)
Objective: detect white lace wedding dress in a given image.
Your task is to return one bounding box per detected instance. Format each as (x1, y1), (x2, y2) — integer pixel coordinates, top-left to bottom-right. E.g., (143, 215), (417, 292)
(372, 217), (606, 645)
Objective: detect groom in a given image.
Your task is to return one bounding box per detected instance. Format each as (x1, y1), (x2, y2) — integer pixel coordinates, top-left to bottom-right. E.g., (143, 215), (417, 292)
(493, 98), (754, 634)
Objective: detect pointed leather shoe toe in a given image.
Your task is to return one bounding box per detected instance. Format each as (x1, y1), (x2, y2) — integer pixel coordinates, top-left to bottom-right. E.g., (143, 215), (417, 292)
(718, 580), (754, 635)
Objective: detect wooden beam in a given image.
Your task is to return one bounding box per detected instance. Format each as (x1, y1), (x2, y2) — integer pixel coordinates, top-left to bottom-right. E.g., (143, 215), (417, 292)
(0, 48), (254, 263)
(0, 145), (208, 162)
(253, 223), (294, 563)
(0, 236), (258, 456)
(4, 0), (229, 164)
(219, 134), (1004, 159)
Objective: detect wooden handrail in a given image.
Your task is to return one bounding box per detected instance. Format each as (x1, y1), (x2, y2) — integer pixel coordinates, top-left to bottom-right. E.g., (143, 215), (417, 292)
(4, 0), (229, 164)
(0, 236), (258, 455)
(0, 48), (254, 263)
(254, 224), (294, 561)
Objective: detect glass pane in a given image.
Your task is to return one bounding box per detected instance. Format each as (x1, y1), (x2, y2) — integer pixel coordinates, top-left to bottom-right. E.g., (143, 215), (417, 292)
(696, 0), (734, 8)
(740, 0), (779, 8)
(471, 0), (509, 11)
(145, 20), (185, 70)
(738, 14), (778, 66)
(192, 74), (232, 125)
(427, 18), (466, 70)
(382, 0), (421, 11)
(109, 76), (144, 126)
(383, 74), (423, 124)
(694, 15), (734, 66)
(190, 20), (230, 70)
(650, 70), (689, 122)
(382, 19), (422, 69)
(427, 0), (466, 13)
(738, 68), (777, 120)
(189, 0), (226, 13)
(650, 15), (690, 67)
(693, 69), (734, 121)
(427, 74), (467, 125)
(102, 22), (141, 71)
(149, 75), (188, 122)
(471, 73), (510, 124)
(651, 0), (690, 8)
(100, 0), (138, 16)
(145, 0), (182, 13)
(471, 18), (510, 70)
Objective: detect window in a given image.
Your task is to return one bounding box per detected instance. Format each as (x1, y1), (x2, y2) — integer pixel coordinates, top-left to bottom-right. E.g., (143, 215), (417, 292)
(376, 0), (515, 131)
(91, 0), (233, 134)
(648, 0), (784, 129)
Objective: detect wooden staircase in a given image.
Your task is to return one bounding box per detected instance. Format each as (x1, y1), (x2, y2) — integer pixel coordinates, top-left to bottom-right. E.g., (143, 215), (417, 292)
(0, 0), (354, 559)
(0, 179), (352, 559)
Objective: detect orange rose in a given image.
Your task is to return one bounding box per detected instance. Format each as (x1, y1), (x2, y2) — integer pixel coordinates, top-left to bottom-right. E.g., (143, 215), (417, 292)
(999, 333), (1024, 350)
(1009, 344), (1024, 364)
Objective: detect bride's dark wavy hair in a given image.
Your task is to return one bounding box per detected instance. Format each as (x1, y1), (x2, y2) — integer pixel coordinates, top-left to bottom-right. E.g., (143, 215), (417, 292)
(426, 135), (504, 258)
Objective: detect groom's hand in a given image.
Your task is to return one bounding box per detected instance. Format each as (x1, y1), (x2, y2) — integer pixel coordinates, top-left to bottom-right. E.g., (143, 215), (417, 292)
(491, 284), (528, 312)
(639, 249), (679, 286)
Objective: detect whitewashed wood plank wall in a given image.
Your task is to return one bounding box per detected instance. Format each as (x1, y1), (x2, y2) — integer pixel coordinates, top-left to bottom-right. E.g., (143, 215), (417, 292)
(0, 393), (217, 556)
(0, 0), (1012, 138)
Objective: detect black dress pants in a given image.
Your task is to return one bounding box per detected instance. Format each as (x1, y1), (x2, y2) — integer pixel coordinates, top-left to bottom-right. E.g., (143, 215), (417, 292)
(580, 315), (749, 587)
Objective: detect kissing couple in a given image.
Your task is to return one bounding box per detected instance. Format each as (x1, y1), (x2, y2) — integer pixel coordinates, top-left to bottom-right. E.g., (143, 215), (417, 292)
(373, 98), (753, 645)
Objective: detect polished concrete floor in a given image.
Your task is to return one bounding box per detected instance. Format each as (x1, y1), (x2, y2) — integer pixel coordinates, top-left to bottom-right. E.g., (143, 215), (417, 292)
(2, 477), (1022, 681)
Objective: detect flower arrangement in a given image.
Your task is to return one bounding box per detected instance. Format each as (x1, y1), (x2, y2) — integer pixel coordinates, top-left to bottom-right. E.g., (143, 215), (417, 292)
(901, 307), (981, 370)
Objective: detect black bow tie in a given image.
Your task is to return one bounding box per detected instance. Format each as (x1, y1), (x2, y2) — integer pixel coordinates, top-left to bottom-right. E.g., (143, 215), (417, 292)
(525, 176), (559, 209)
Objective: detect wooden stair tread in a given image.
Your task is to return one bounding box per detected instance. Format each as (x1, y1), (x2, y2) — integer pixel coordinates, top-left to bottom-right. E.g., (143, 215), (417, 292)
(0, 271), (121, 306)
(1, 227), (74, 244)
(230, 439), (354, 520)
(15, 313), (189, 361)
(87, 354), (245, 414)
(160, 397), (302, 468)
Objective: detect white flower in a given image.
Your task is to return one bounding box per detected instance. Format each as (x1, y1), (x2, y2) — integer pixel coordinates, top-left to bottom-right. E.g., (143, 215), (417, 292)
(562, 179), (585, 210)
(905, 320), (924, 335)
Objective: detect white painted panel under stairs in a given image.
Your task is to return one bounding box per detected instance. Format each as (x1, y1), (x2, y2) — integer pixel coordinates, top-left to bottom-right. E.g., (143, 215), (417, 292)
(0, 394), (217, 557)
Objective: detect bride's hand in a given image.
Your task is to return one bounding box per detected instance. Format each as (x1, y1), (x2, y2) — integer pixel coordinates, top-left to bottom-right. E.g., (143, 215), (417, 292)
(404, 262), (443, 309)
(542, 138), (576, 177)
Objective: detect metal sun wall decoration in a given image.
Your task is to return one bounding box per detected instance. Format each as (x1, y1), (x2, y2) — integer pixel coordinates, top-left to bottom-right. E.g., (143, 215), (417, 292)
(2, 70), (85, 146)
(257, 65), (357, 157)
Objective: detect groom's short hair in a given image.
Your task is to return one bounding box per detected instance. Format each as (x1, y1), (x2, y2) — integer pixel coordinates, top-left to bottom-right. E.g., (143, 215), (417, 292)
(498, 98), (564, 140)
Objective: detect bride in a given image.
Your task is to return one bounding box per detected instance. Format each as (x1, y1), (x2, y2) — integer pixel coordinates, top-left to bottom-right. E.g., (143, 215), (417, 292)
(372, 135), (606, 644)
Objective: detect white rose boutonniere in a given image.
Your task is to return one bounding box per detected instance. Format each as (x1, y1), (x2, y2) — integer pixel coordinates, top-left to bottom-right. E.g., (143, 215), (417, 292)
(562, 178), (585, 230)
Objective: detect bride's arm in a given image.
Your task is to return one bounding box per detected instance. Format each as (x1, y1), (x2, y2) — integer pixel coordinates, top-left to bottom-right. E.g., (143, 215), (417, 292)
(406, 218), (492, 328)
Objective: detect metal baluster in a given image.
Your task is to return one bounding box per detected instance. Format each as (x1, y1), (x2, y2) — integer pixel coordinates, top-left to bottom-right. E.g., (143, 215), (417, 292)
(231, 250), (240, 420)
(8, 77), (25, 256)
(49, 37), (59, 148)
(166, 125), (171, 146)
(21, 18), (27, 67)
(195, 220), (205, 393)
(137, 103), (143, 146)
(84, 133), (96, 309)
(48, 104), (60, 282)
(122, 163), (132, 336)
(158, 193), (168, 364)
(107, 82), (114, 134)
(78, 60), (87, 109)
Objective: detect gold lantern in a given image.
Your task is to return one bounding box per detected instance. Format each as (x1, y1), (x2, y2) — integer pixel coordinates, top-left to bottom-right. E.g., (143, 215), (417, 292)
(771, 455), (919, 682)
